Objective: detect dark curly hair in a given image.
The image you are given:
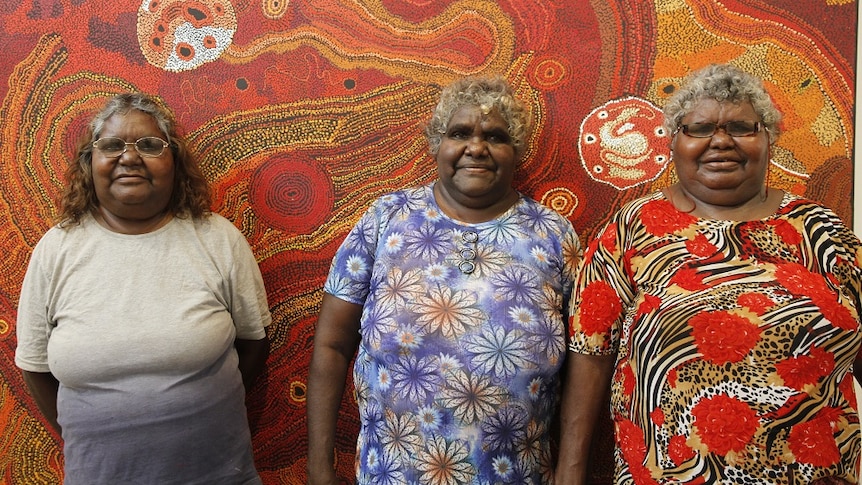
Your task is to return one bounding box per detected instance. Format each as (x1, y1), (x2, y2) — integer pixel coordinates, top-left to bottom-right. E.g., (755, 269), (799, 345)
(58, 93), (212, 224)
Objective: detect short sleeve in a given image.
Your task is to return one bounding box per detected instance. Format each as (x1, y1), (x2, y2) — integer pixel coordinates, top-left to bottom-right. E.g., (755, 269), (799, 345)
(15, 234), (55, 372)
(323, 200), (383, 305)
(225, 223), (271, 340)
(568, 214), (631, 356)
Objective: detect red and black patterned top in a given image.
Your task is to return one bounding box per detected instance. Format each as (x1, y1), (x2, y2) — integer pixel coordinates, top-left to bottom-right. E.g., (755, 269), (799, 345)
(569, 191), (862, 484)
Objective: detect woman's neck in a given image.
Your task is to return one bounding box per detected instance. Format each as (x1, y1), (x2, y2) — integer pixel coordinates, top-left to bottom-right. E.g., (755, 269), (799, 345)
(433, 183), (519, 223)
(665, 184), (783, 221)
(93, 206), (174, 234)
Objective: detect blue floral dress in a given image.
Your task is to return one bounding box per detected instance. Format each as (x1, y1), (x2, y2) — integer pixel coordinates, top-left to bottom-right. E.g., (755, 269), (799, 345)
(324, 183), (580, 484)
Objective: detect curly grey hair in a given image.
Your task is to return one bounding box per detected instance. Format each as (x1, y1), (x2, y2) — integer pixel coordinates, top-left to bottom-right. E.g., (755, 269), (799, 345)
(663, 64), (781, 143)
(425, 76), (530, 158)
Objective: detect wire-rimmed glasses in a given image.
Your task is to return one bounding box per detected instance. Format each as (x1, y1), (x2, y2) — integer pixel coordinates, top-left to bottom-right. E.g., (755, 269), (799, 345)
(92, 136), (169, 158)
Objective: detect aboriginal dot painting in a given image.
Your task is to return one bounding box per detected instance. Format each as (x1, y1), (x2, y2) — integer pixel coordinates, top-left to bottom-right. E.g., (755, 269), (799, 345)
(0, 1), (856, 483)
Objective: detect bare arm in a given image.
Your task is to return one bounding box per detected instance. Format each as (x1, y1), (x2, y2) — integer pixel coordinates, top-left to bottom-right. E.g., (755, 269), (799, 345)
(306, 293), (363, 485)
(555, 351), (616, 485)
(21, 370), (61, 433)
(235, 336), (269, 393)
(854, 355), (862, 388)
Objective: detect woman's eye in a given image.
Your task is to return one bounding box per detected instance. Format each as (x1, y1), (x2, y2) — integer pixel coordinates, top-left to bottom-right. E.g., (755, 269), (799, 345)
(488, 132), (510, 144)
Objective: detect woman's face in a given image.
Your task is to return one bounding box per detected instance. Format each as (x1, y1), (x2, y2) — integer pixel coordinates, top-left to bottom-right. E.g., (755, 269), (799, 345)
(671, 98), (770, 207)
(435, 104), (517, 209)
(92, 110), (175, 221)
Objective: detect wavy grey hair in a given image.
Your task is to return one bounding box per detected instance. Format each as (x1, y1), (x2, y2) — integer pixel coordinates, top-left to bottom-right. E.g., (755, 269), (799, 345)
(425, 76), (530, 158)
(663, 63), (782, 143)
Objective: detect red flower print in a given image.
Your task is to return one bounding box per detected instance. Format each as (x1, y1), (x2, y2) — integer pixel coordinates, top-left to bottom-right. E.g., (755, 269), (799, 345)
(577, 281), (623, 336)
(775, 263), (833, 301)
(600, 223), (618, 252)
(775, 346), (834, 390)
(788, 416), (840, 467)
(668, 434), (695, 464)
(768, 219), (802, 245)
(650, 407), (664, 426)
(692, 394), (758, 455)
(616, 418), (647, 463)
(640, 199), (697, 236)
(621, 361), (636, 397)
(818, 297), (858, 331)
(628, 462), (659, 485)
(670, 267), (707, 291)
(635, 294), (661, 319)
(839, 373), (856, 407)
(736, 292), (774, 315)
(690, 310), (761, 365)
(583, 238), (600, 266)
(685, 233), (717, 258)
(667, 369), (678, 387)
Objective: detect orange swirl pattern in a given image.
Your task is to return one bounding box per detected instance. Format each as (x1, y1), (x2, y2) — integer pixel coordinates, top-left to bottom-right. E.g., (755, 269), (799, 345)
(0, 1), (855, 483)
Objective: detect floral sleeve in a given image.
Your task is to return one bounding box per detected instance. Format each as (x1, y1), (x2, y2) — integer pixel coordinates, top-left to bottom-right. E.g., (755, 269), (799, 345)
(568, 210), (632, 355)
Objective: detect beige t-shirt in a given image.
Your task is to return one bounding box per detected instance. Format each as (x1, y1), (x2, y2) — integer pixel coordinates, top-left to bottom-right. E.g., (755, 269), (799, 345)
(16, 213), (270, 484)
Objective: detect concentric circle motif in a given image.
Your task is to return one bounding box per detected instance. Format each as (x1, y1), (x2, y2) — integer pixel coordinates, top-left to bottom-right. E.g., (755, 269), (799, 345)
(578, 96), (670, 190)
(539, 185), (580, 219)
(137, 0), (236, 72)
(249, 155), (334, 234)
(528, 56), (569, 90)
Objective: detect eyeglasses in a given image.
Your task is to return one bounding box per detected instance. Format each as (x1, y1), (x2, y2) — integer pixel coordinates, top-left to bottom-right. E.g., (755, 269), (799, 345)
(676, 121), (763, 138)
(92, 136), (169, 158)
(457, 230), (478, 274)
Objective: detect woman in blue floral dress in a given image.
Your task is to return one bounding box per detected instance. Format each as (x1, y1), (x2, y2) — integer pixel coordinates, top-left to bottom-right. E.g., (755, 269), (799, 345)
(307, 76), (580, 484)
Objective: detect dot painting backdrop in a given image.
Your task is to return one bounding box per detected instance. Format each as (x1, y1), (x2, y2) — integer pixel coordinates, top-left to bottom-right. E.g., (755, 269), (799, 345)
(0, 0), (856, 483)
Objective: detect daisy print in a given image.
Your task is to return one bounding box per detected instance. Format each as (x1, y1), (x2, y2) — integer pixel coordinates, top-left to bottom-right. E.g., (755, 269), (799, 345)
(397, 327), (423, 350)
(377, 365), (392, 391)
(384, 232), (404, 253)
(345, 254), (368, 278)
(492, 455), (515, 480)
(424, 263), (450, 282)
(527, 377), (543, 400)
(508, 306), (536, 327)
(530, 245), (551, 266)
(437, 353), (462, 374)
(417, 405), (443, 432)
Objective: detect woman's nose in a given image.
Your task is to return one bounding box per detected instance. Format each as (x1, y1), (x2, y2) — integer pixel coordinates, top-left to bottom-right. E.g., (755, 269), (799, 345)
(708, 130), (735, 148)
(117, 148), (143, 165)
(465, 137), (489, 156)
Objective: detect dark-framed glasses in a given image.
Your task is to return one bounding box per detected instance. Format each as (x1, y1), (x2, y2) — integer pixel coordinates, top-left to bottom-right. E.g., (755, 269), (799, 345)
(457, 230), (478, 274)
(92, 136), (169, 158)
(676, 121), (762, 138)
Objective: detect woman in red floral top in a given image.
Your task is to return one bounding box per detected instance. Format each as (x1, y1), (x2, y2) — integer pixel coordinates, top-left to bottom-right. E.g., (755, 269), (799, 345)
(556, 64), (862, 485)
